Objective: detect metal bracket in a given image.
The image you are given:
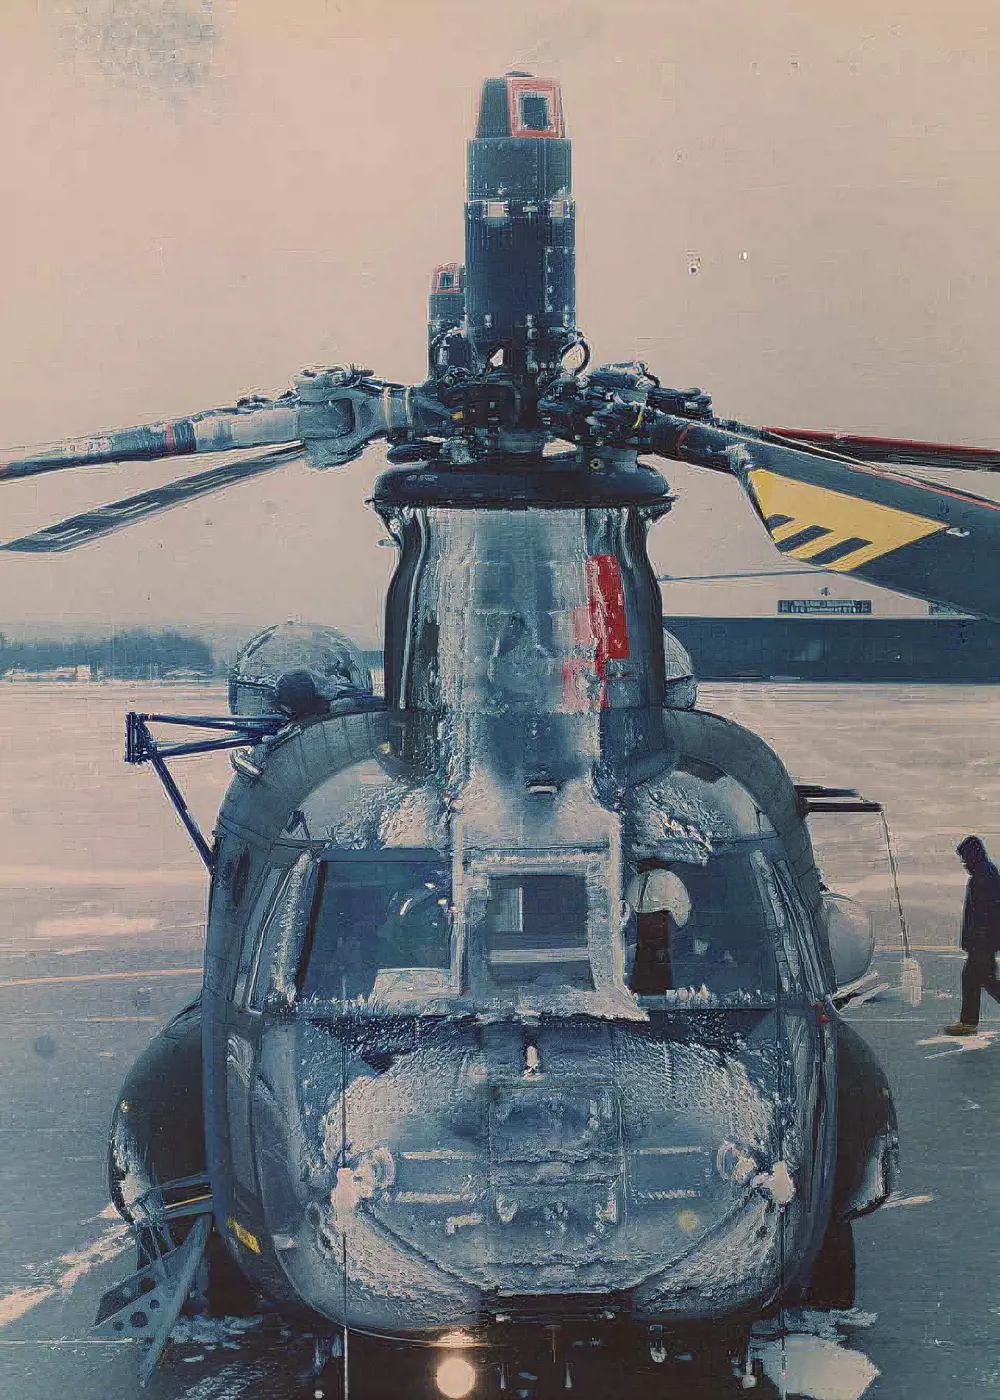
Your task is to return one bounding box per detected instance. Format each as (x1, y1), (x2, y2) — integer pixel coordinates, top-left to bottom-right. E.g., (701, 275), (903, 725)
(93, 1210), (211, 1386)
(795, 783), (883, 815)
(124, 712), (287, 868)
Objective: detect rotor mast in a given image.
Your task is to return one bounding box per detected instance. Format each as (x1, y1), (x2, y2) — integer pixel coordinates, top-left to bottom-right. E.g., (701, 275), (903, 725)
(378, 74), (674, 788)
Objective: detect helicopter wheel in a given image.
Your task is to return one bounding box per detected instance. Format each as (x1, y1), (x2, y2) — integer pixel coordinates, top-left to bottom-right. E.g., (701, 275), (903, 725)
(313, 1344), (346, 1400)
(172, 1223), (262, 1317)
(804, 1215), (856, 1311)
(200, 1227), (263, 1316)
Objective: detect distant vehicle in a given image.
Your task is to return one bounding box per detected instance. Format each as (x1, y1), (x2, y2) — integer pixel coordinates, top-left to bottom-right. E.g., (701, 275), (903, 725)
(2, 664), (91, 682)
(161, 667), (214, 682)
(3, 69), (1000, 1399)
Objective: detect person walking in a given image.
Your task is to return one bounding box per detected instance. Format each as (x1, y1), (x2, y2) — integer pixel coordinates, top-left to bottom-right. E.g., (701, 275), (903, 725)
(944, 835), (1000, 1035)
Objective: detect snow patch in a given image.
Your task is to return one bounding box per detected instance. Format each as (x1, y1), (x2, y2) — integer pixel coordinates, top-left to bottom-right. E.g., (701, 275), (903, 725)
(57, 1223), (131, 1291)
(755, 1334), (879, 1400)
(918, 1028), (1000, 1055)
(835, 871), (965, 896)
(176, 1360), (269, 1399)
(752, 1311), (878, 1400)
(0, 1221), (130, 1330)
(170, 1314), (265, 1351)
(0, 1285), (58, 1328)
(0, 864), (201, 887)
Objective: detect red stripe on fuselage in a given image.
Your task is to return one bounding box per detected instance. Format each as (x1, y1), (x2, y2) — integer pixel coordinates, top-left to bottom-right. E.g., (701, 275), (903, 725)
(586, 554), (630, 680)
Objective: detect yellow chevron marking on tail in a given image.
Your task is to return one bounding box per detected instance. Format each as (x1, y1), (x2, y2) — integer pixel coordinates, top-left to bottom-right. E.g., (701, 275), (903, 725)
(768, 517), (807, 544)
(749, 469), (946, 571)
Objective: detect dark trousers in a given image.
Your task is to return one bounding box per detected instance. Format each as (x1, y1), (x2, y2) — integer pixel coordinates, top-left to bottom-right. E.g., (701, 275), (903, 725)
(960, 949), (1000, 1026)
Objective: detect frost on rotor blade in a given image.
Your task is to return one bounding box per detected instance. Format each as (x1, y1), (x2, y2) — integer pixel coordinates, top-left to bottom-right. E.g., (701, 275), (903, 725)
(724, 442), (754, 473)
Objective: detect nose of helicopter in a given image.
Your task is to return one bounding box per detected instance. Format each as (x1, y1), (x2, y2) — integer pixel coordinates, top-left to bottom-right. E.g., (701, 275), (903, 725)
(252, 1014), (799, 1332)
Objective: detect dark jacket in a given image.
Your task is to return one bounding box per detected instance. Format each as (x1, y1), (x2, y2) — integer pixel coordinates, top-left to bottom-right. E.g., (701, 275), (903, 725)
(960, 859), (1000, 954)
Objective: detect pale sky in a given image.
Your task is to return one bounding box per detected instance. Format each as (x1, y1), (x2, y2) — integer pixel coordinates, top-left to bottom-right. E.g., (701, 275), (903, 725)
(1, 0), (999, 641)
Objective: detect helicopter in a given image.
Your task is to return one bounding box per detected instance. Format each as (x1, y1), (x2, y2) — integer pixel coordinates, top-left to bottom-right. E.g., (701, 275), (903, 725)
(5, 70), (1000, 1399)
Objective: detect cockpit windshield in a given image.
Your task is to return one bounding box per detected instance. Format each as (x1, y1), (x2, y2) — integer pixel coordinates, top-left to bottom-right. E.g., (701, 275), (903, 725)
(290, 842), (796, 1012)
(297, 850), (452, 1004)
(277, 757), (808, 1013)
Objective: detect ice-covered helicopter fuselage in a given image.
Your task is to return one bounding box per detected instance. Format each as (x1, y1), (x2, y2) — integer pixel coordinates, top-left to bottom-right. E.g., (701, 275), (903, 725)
(107, 486), (897, 1389)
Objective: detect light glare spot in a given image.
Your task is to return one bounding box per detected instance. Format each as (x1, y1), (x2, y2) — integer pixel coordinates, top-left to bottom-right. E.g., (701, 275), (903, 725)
(436, 1355), (477, 1398)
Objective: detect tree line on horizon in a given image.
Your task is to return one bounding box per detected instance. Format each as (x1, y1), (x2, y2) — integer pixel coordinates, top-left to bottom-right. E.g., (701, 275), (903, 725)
(0, 628), (217, 679)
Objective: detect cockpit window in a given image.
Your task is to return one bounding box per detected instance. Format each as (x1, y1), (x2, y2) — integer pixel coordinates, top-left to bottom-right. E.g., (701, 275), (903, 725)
(232, 864), (292, 1009)
(772, 857), (830, 994)
(483, 872), (593, 990)
(298, 850), (452, 1004)
(623, 847), (780, 1001)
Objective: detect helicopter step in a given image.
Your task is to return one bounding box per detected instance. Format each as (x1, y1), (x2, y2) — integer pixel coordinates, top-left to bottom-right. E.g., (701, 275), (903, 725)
(93, 1212), (211, 1386)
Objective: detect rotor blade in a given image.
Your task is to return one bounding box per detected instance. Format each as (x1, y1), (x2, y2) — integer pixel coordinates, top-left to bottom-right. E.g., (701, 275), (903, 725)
(764, 428), (1000, 474)
(1, 446), (302, 552)
(0, 401), (303, 481)
(657, 569), (828, 581)
(647, 416), (1000, 620)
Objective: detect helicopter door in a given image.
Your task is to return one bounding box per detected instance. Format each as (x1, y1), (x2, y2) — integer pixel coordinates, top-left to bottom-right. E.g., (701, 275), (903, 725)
(224, 864), (294, 1195)
(755, 852), (837, 1215)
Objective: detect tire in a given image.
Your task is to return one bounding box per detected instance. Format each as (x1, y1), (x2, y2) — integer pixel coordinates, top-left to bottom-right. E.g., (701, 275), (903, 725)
(805, 1215), (856, 1310)
(316, 1352), (345, 1400)
(202, 1229), (262, 1317)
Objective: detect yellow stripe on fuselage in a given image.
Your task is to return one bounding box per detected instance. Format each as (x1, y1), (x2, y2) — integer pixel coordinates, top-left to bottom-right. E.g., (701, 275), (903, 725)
(750, 468), (946, 571)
